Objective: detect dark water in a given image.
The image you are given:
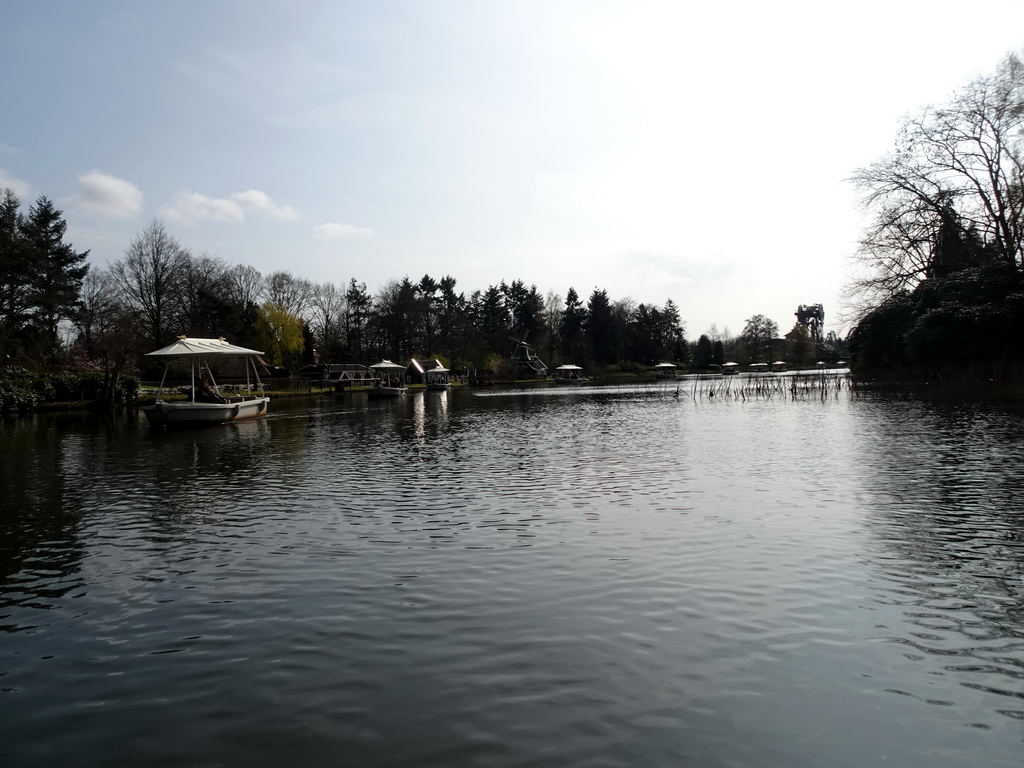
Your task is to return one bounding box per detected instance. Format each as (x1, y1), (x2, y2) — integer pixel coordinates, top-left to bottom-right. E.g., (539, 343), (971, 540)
(1, 385), (1022, 767)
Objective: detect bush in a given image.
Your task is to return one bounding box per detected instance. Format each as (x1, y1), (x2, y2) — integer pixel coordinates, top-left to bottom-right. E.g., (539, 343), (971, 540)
(0, 367), (138, 411)
(0, 367), (43, 411)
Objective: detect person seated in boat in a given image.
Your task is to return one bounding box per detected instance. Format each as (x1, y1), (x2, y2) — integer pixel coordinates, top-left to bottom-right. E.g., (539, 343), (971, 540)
(195, 378), (227, 404)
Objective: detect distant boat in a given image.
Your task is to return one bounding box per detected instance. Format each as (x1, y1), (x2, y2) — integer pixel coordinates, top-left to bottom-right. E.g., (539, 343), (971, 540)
(653, 362), (678, 379)
(771, 361), (787, 372)
(141, 336), (270, 427)
(368, 360), (407, 397)
(425, 365), (452, 391)
(748, 362), (769, 373)
(722, 362), (739, 375)
(407, 358), (452, 390)
(552, 364), (587, 384)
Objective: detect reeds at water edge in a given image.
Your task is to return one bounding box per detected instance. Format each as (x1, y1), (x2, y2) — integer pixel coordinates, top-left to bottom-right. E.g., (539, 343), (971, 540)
(683, 371), (849, 402)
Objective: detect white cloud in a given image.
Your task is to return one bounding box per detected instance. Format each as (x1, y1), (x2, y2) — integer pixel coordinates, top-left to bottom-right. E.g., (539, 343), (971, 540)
(230, 190), (299, 220)
(0, 168), (32, 199)
(314, 222), (373, 240)
(161, 191), (244, 223)
(161, 189), (299, 224)
(73, 171), (143, 218)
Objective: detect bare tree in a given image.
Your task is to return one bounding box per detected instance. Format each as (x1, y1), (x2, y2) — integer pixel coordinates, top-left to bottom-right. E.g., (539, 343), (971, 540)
(75, 268), (120, 355)
(542, 289), (562, 364)
(308, 280), (346, 359)
(110, 219), (189, 348)
(611, 296), (636, 365)
(225, 263), (265, 309)
(178, 252), (229, 335)
(740, 314), (779, 362)
(74, 267), (141, 406)
(263, 270), (313, 317)
(850, 52), (1024, 304)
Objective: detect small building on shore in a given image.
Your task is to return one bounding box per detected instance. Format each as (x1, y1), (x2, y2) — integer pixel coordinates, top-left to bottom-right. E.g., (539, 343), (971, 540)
(405, 359), (447, 385)
(326, 363), (375, 390)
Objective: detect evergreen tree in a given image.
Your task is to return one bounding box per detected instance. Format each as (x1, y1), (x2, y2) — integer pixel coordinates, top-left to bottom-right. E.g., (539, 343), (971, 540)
(712, 340), (725, 365)
(437, 275), (466, 362)
(417, 274), (439, 357)
(627, 303), (659, 364)
(662, 299), (689, 364)
(559, 287), (585, 363)
(586, 288), (615, 365)
(479, 285), (509, 354)
(0, 189), (32, 359)
(695, 334), (713, 368)
(21, 196), (90, 351)
(344, 279), (372, 363)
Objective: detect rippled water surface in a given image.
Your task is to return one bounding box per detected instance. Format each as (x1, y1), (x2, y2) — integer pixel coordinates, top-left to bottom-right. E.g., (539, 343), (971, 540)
(2, 386), (1023, 767)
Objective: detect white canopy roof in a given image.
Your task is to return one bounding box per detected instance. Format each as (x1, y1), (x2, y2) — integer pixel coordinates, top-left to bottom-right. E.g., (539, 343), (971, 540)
(653, 362), (677, 369)
(146, 337), (264, 357)
(369, 359), (405, 371)
(555, 364), (583, 371)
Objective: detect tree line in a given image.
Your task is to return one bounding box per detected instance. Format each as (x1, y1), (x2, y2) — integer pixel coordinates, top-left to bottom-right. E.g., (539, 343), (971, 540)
(2, 206), (713, 399)
(1, 186), (836, 406)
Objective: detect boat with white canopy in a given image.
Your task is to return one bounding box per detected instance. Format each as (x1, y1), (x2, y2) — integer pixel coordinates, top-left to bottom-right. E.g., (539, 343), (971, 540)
(653, 362), (678, 380)
(552, 364), (587, 384)
(369, 360), (407, 397)
(141, 336), (270, 427)
(424, 364), (452, 391)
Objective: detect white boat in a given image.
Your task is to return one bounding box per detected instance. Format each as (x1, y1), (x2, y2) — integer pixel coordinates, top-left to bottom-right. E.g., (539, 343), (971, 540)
(748, 362), (769, 373)
(369, 360), (407, 397)
(771, 361), (787, 372)
(141, 337), (270, 427)
(653, 362), (678, 379)
(552, 364), (587, 384)
(722, 362), (739, 375)
(425, 364), (452, 391)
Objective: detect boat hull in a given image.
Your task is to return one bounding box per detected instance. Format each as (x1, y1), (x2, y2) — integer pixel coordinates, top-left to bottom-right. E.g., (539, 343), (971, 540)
(142, 397), (269, 426)
(368, 386), (406, 398)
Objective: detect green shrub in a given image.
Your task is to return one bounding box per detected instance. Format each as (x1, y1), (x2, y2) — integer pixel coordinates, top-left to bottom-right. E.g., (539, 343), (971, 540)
(0, 367), (137, 411)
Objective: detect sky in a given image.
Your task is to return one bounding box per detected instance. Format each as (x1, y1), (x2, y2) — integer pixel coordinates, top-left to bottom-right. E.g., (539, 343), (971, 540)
(3, 0), (1024, 339)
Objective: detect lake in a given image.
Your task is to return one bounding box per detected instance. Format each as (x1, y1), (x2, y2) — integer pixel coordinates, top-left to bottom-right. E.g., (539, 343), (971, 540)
(1, 380), (1023, 767)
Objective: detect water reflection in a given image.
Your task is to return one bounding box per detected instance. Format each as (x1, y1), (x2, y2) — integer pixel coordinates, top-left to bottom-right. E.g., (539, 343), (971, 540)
(851, 397), (1024, 728)
(0, 415), (98, 630)
(1, 391), (1023, 766)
